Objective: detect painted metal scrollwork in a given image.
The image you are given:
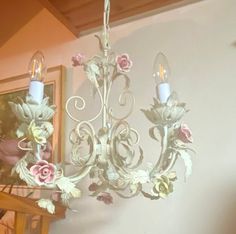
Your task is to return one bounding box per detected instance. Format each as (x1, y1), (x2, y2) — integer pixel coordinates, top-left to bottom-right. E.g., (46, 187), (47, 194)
(9, 96), (83, 213)
(9, 0), (194, 212)
(65, 0), (194, 203)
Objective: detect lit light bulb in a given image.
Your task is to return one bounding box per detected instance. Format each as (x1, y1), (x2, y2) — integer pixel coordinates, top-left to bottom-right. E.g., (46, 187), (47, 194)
(28, 51), (46, 104)
(28, 51), (47, 81)
(153, 52), (171, 103)
(153, 52), (170, 84)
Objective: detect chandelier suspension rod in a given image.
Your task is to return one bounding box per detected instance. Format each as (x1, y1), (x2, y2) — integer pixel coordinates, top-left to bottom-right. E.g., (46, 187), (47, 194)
(102, 0), (110, 128)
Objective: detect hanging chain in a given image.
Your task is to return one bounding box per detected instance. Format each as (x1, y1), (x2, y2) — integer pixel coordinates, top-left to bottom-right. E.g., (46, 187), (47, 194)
(102, 0), (111, 128)
(103, 0), (110, 51)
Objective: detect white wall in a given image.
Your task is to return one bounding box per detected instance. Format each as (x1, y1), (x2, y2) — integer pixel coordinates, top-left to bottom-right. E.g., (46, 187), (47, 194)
(1, 0), (236, 233)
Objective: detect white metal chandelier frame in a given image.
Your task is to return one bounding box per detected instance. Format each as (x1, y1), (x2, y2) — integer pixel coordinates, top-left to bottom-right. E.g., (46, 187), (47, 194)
(9, 0), (194, 212)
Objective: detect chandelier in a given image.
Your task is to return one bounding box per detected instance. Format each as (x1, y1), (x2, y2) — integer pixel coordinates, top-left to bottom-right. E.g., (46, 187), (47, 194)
(9, 0), (194, 213)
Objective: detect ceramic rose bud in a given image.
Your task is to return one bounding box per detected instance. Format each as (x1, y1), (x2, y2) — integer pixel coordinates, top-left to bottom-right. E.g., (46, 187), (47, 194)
(72, 53), (85, 66)
(30, 160), (56, 185)
(153, 174), (176, 199)
(89, 183), (99, 192)
(28, 120), (47, 145)
(116, 53), (133, 72)
(177, 124), (193, 143)
(97, 192), (113, 205)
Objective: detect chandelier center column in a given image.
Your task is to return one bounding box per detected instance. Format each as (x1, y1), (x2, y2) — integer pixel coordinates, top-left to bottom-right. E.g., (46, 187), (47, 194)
(102, 0), (110, 129)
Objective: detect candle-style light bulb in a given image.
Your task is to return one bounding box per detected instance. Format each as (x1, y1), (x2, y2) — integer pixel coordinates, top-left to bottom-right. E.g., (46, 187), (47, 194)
(28, 51), (46, 81)
(28, 51), (46, 104)
(153, 52), (171, 103)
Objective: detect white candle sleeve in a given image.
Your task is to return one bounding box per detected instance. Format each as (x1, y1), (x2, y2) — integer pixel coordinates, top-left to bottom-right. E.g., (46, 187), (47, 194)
(29, 81), (44, 104)
(157, 83), (171, 103)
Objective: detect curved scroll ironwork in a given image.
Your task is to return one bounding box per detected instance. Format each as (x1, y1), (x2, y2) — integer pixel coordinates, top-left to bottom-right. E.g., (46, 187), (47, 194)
(65, 84), (104, 123)
(9, 0), (194, 212)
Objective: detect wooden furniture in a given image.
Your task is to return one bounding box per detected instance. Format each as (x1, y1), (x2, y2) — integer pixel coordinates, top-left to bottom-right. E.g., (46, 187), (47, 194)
(0, 191), (66, 234)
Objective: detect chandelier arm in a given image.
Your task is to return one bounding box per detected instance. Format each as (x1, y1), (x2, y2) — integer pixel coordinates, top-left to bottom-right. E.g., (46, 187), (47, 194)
(115, 189), (141, 199)
(70, 121), (98, 167)
(102, 59), (108, 128)
(140, 190), (159, 200)
(65, 81), (104, 123)
(107, 90), (135, 121)
(110, 154), (130, 177)
(67, 166), (93, 183)
(150, 125), (169, 177)
(106, 65), (135, 121)
(69, 128), (78, 144)
(105, 68), (113, 104)
(17, 137), (32, 151)
(108, 180), (130, 190)
(105, 69), (135, 121)
(105, 63), (117, 104)
(87, 81), (104, 122)
(109, 121), (143, 179)
(123, 127), (140, 145)
(65, 96), (85, 122)
(75, 121), (96, 138)
(109, 123), (130, 174)
(158, 151), (178, 176)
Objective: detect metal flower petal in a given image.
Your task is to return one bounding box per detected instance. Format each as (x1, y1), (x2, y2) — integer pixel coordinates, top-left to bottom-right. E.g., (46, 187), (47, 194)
(28, 120), (47, 145)
(142, 93), (187, 126)
(152, 172), (177, 198)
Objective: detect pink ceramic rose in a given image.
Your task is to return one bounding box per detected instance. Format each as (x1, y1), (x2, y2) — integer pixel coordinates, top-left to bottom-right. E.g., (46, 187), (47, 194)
(177, 124), (193, 143)
(97, 192), (113, 205)
(72, 53), (85, 66)
(89, 183), (99, 192)
(116, 53), (133, 72)
(30, 160), (56, 185)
